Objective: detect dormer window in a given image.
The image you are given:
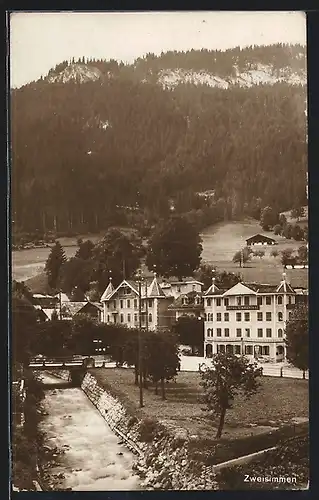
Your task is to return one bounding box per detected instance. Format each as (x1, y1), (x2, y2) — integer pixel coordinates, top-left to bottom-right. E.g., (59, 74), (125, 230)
(182, 297), (188, 305)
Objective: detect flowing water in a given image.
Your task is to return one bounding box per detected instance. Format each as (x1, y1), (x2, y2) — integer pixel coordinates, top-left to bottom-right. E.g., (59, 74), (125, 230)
(39, 373), (141, 491)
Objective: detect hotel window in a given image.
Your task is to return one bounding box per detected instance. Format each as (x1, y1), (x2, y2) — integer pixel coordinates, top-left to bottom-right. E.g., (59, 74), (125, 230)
(224, 312), (229, 322)
(120, 314), (124, 323)
(217, 328), (222, 337)
(134, 313), (138, 323)
(204, 313), (207, 321)
(218, 344), (225, 353)
(266, 312), (272, 321)
(224, 298), (229, 307)
(266, 328), (272, 338)
(127, 299), (131, 308)
(236, 312), (242, 321)
(289, 312), (293, 320)
(207, 313), (211, 321)
(217, 313), (222, 321)
(262, 346), (270, 356)
(244, 296), (250, 306)
(237, 296), (242, 306)
(245, 345), (253, 355)
(257, 312), (263, 321)
(207, 299), (211, 306)
(277, 295), (283, 305)
(245, 328), (250, 337)
(257, 296), (262, 306)
(278, 312), (283, 322)
(120, 300), (124, 308)
(207, 328), (212, 337)
(107, 315), (110, 322)
(278, 328), (283, 338)
(127, 314), (131, 323)
(134, 299), (138, 309)
(266, 296), (271, 305)
(113, 300), (116, 309)
(234, 345), (241, 355)
(148, 313), (152, 323)
(216, 298), (221, 306)
(224, 328), (230, 337)
(257, 328), (263, 337)
(236, 328), (242, 337)
(288, 296), (292, 305)
(244, 312), (250, 321)
(106, 303), (109, 309)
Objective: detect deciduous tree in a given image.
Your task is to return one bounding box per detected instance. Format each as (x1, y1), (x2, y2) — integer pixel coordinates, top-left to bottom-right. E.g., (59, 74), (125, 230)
(173, 316), (204, 355)
(146, 215), (202, 279)
(285, 303), (308, 372)
(199, 353), (262, 438)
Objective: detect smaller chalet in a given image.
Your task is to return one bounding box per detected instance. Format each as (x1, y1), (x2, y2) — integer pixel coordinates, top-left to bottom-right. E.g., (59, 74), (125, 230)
(246, 234), (277, 246)
(168, 290), (204, 321)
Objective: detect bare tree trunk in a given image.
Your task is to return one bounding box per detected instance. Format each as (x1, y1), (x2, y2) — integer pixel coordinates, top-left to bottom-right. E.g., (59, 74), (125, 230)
(143, 369), (148, 389)
(134, 364), (139, 385)
(154, 381), (158, 395)
(161, 377), (166, 400)
(215, 407), (227, 439)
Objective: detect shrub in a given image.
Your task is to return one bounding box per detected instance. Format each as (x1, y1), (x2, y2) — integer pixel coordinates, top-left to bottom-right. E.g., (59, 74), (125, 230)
(127, 415), (138, 429)
(138, 417), (160, 442)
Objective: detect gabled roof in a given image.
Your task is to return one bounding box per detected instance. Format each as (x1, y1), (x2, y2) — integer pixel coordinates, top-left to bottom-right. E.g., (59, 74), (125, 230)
(100, 280), (115, 301)
(147, 275), (166, 298)
(204, 278), (220, 296)
(168, 290), (203, 310)
(246, 233), (276, 242)
(61, 302), (88, 317)
(103, 279), (139, 301)
(223, 282), (258, 296)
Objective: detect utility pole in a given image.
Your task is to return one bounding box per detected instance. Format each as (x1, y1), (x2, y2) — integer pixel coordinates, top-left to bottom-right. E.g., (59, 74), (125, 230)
(59, 290), (62, 320)
(137, 270), (144, 408)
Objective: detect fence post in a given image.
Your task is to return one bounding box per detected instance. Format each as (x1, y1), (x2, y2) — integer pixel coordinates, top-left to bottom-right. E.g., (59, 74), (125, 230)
(280, 367), (283, 377)
(302, 370), (305, 380)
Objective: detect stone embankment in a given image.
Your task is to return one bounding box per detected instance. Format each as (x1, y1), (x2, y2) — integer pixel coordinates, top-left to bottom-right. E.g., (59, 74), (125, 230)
(44, 370), (70, 382)
(81, 372), (219, 490)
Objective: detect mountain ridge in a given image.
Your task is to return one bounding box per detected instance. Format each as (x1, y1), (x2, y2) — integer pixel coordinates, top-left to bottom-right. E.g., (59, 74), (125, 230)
(11, 44), (307, 235)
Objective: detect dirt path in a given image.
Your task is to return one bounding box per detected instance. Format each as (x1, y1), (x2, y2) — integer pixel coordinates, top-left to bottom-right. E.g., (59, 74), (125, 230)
(40, 373), (141, 491)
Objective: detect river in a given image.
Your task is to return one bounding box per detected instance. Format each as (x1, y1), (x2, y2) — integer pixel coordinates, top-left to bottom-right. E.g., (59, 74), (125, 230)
(39, 373), (141, 491)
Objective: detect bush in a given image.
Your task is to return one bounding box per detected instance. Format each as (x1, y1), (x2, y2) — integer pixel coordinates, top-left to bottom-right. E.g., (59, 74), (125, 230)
(127, 415), (138, 429)
(138, 417), (161, 442)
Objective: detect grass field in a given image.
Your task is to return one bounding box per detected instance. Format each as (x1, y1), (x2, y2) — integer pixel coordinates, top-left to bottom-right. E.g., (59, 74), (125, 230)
(13, 218), (308, 289)
(89, 368), (308, 441)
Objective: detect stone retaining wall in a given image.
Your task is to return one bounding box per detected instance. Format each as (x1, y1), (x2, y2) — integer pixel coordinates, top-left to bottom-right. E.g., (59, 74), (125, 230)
(45, 370), (70, 382)
(81, 372), (219, 490)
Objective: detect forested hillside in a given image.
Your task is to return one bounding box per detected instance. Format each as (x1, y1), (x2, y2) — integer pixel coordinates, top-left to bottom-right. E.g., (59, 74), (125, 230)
(11, 44), (307, 236)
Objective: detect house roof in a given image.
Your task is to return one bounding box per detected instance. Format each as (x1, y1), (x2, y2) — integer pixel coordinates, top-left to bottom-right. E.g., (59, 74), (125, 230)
(246, 233), (276, 243)
(203, 277), (299, 296)
(102, 276), (168, 301)
(61, 302), (88, 317)
(168, 291), (203, 310)
(100, 280), (115, 301)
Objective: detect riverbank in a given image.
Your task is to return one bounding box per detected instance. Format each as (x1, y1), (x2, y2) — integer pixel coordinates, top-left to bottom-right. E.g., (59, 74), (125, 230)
(38, 372), (141, 491)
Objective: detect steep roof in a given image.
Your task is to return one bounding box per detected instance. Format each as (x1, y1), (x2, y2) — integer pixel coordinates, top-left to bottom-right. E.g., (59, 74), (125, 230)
(100, 280), (115, 301)
(168, 290), (203, 310)
(147, 275), (166, 298)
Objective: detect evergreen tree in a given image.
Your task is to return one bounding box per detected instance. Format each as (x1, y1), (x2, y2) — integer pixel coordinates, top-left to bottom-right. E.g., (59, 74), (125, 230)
(45, 241), (67, 290)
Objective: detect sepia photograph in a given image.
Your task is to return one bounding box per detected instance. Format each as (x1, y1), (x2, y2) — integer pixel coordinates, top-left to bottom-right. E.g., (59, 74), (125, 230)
(10, 10), (308, 492)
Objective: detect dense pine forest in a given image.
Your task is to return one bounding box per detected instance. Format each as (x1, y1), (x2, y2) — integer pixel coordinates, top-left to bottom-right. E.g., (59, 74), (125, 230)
(11, 44), (307, 237)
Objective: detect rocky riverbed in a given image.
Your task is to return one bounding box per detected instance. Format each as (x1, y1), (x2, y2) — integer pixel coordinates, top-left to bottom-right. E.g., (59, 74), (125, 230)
(39, 373), (141, 491)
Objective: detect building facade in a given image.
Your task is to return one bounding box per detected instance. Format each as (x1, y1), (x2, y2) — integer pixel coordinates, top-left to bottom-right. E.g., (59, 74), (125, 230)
(203, 274), (307, 362)
(100, 276), (203, 331)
